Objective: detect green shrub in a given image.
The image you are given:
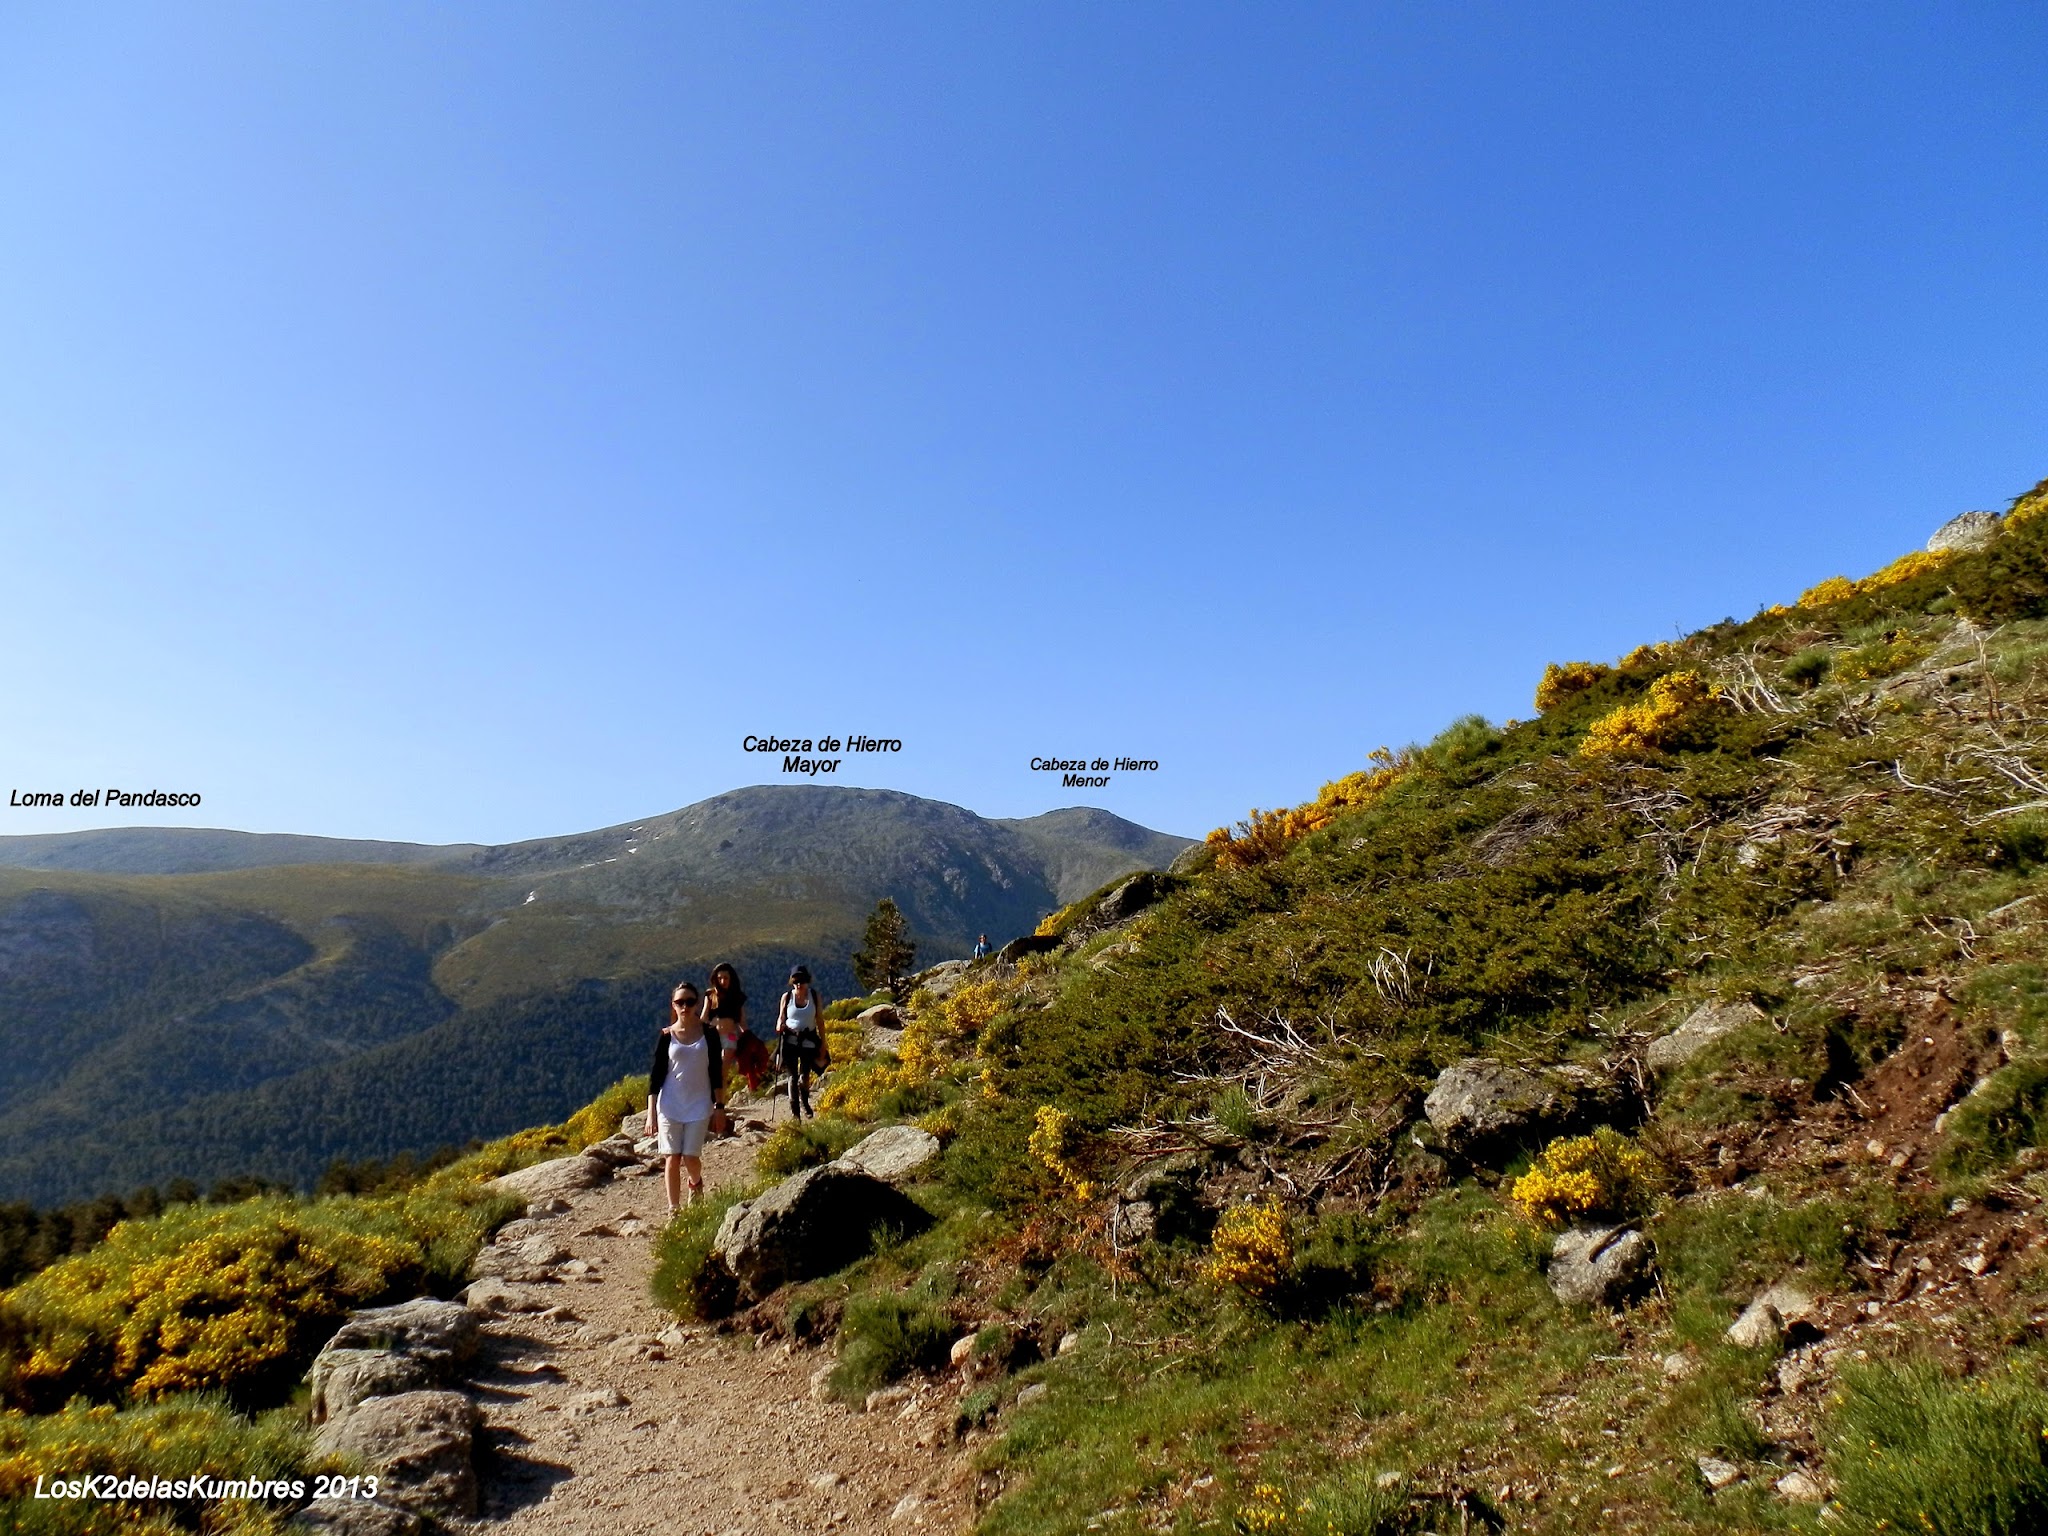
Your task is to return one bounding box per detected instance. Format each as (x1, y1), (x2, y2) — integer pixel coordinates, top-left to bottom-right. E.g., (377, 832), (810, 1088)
(1955, 507), (2048, 622)
(756, 1117), (865, 1178)
(648, 1182), (760, 1321)
(1939, 1060), (2048, 1175)
(1783, 646), (1833, 689)
(1826, 1361), (2048, 1535)
(0, 1393), (316, 1536)
(826, 1289), (955, 1403)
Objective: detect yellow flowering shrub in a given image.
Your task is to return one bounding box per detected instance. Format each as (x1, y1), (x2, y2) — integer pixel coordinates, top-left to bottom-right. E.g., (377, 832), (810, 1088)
(6, 1198), (432, 1405)
(1027, 1106), (1096, 1202)
(2010, 481), (2048, 527)
(1534, 660), (1610, 712)
(1208, 749), (1410, 869)
(1861, 549), (1952, 592)
(1836, 635), (1929, 682)
(1798, 549), (1956, 610)
(1798, 574), (1858, 608)
(940, 977), (1009, 1036)
(0, 1395), (313, 1533)
(1511, 1129), (1661, 1226)
(1205, 1199), (1291, 1299)
(1619, 641), (1676, 670)
(1579, 670), (1723, 760)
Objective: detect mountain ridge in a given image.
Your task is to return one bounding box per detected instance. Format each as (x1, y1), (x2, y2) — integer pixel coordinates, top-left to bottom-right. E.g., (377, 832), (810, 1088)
(0, 785), (1192, 1203)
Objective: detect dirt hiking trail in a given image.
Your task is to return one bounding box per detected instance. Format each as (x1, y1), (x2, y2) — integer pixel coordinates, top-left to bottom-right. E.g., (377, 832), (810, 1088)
(462, 1087), (977, 1536)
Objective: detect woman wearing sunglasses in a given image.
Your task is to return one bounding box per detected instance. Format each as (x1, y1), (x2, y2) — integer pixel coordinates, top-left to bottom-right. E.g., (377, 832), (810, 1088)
(644, 980), (724, 1216)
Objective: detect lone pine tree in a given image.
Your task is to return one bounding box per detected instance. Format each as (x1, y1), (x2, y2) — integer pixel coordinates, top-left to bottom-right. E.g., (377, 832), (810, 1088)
(852, 897), (917, 1001)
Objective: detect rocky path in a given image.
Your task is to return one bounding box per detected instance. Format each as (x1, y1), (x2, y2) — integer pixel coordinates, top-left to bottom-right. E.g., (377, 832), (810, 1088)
(460, 1088), (975, 1536)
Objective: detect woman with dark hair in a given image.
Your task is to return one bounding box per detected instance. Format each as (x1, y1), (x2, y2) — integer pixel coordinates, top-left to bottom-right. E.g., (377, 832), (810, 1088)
(704, 963), (748, 1128)
(643, 980), (724, 1216)
(776, 966), (828, 1120)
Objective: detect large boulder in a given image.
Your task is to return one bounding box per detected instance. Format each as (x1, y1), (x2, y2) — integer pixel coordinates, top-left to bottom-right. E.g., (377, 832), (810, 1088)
(835, 1125), (941, 1185)
(1547, 1225), (1653, 1307)
(323, 1299), (479, 1370)
(1647, 1001), (1766, 1073)
(311, 1390), (480, 1517)
(858, 1002), (903, 1031)
(1090, 872), (1172, 930)
(1927, 510), (2002, 553)
(487, 1153), (611, 1210)
(996, 934), (1060, 964)
(911, 960), (974, 1000)
(1422, 1058), (1621, 1159)
(712, 1163), (934, 1303)
(308, 1349), (441, 1426)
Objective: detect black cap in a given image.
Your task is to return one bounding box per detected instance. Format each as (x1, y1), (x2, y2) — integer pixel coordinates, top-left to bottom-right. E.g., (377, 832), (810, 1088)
(789, 966), (812, 984)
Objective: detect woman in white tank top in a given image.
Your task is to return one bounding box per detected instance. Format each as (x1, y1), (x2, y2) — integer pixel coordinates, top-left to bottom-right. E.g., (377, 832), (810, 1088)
(777, 967), (825, 1120)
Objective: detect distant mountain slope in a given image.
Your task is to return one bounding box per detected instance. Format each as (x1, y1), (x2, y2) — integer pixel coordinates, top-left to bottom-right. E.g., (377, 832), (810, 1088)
(0, 827), (477, 874)
(0, 787), (1191, 1203)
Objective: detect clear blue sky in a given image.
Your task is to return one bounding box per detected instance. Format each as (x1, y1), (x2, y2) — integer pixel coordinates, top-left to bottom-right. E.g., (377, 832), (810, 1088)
(3, 3), (2044, 845)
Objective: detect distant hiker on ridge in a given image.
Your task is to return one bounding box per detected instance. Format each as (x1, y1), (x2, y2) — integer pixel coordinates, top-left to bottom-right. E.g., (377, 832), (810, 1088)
(644, 980), (724, 1216)
(974, 933), (990, 959)
(776, 966), (829, 1120)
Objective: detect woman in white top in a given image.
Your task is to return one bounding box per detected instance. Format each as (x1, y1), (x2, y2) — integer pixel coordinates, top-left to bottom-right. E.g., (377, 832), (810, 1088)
(643, 980), (725, 1216)
(776, 966), (826, 1120)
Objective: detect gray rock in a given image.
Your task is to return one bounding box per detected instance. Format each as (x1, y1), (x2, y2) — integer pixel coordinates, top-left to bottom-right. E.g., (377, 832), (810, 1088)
(1696, 1456), (1741, 1492)
(1546, 1225), (1653, 1308)
(461, 1277), (548, 1316)
(312, 1391), (480, 1518)
(712, 1163), (935, 1302)
(835, 1125), (941, 1185)
(1110, 1199), (1157, 1244)
(1927, 510), (2003, 553)
(323, 1299), (479, 1370)
(1015, 1382), (1049, 1407)
(1727, 1299), (1782, 1350)
(1423, 1057), (1622, 1158)
(487, 1153), (610, 1210)
(995, 934), (1059, 964)
(1092, 872), (1172, 929)
(1169, 841), (1218, 877)
(858, 1003), (903, 1031)
(1728, 1282), (1819, 1350)
(308, 1349), (440, 1426)
(1775, 1470), (1824, 1503)
(578, 1134), (644, 1169)
(289, 1499), (423, 1536)
(1647, 1001), (1767, 1073)
(911, 960), (973, 1000)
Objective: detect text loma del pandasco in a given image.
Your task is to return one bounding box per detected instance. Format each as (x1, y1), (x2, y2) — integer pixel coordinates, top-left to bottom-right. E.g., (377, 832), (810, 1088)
(743, 735), (901, 776)
(11, 788), (201, 808)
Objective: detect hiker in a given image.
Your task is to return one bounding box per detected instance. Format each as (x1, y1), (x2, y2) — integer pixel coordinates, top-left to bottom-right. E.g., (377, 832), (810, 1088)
(704, 962), (749, 1121)
(974, 933), (990, 959)
(776, 966), (830, 1120)
(644, 979), (724, 1216)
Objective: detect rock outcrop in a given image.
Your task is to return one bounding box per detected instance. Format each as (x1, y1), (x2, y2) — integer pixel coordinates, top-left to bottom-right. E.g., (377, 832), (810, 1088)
(312, 1390), (482, 1517)
(488, 1152), (612, 1211)
(1647, 1000), (1766, 1073)
(1927, 510), (2003, 553)
(713, 1163), (934, 1302)
(1547, 1225), (1653, 1307)
(1422, 1057), (1622, 1158)
(834, 1124), (941, 1185)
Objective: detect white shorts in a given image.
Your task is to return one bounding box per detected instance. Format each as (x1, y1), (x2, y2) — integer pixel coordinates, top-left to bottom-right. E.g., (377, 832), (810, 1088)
(657, 1114), (709, 1157)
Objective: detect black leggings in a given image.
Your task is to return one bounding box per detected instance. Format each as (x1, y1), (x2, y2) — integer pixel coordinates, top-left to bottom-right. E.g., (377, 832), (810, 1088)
(783, 1041), (820, 1118)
